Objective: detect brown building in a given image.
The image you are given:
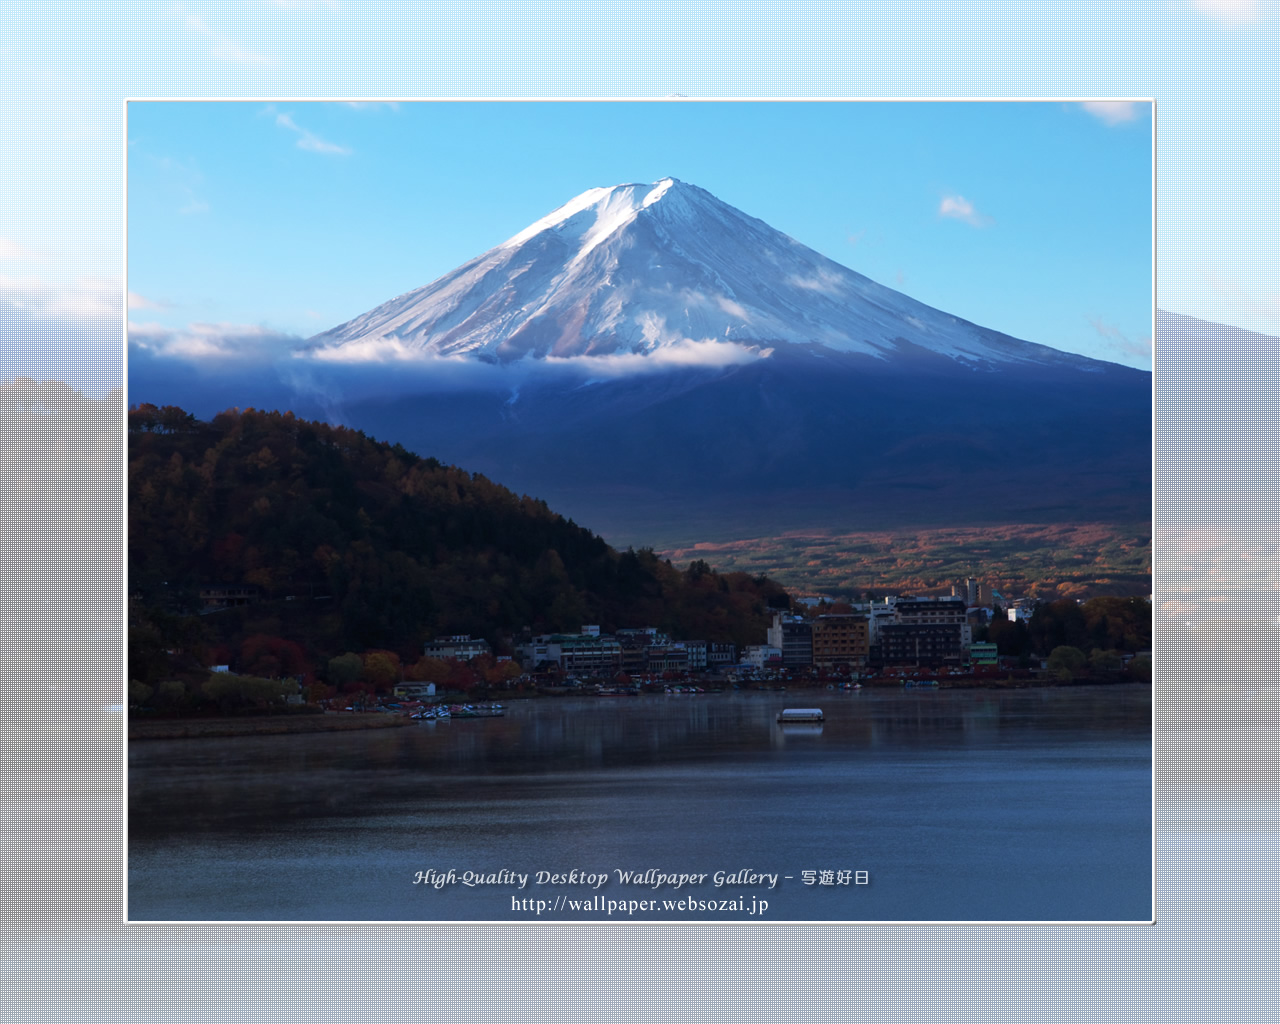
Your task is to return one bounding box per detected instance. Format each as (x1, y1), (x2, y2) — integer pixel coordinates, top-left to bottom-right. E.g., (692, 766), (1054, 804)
(811, 614), (870, 671)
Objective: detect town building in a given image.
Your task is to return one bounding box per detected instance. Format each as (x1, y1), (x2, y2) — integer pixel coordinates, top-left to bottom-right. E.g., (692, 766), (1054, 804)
(646, 643), (689, 673)
(742, 645), (783, 670)
(811, 614), (870, 671)
(517, 633), (623, 676)
(616, 628), (662, 674)
(767, 613), (814, 667)
(682, 640), (709, 672)
(866, 599), (898, 643)
(423, 635), (492, 660)
(878, 622), (964, 668)
(394, 682), (437, 698)
(199, 583), (260, 612)
(893, 597), (972, 647)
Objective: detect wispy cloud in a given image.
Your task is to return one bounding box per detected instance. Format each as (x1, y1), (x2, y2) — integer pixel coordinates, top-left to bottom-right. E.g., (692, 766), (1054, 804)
(1080, 101), (1144, 125)
(1191, 0), (1257, 25)
(1, 273), (120, 320)
(274, 112), (352, 155)
(305, 335), (770, 376)
(0, 238), (46, 262)
(129, 319), (303, 362)
(183, 11), (268, 66)
(1088, 315), (1152, 364)
(147, 153), (210, 215)
(938, 194), (992, 228)
(343, 101), (399, 111)
(787, 268), (846, 295)
(127, 291), (164, 311)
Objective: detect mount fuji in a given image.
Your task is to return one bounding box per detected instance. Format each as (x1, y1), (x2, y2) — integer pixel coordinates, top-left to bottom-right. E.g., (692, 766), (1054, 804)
(275, 179), (1153, 546)
(310, 177), (1108, 373)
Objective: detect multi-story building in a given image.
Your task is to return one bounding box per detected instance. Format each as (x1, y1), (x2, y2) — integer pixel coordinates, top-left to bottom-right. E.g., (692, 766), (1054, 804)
(767, 613), (813, 667)
(742, 645), (783, 670)
(706, 642), (737, 669)
(616, 628), (658, 674)
(811, 614), (870, 671)
(423, 635), (492, 660)
(879, 622), (964, 668)
(893, 597), (972, 647)
(1007, 601), (1035, 623)
(646, 644), (689, 673)
(866, 600), (898, 644)
(514, 637), (554, 670)
(968, 641), (999, 668)
(681, 640), (708, 672)
(199, 583), (260, 612)
(546, 633), (623, 676)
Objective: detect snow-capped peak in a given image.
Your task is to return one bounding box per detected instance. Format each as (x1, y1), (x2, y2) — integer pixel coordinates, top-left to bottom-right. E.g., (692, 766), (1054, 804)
(309, 178), (1097, 370)
(499, 177), (684, 269)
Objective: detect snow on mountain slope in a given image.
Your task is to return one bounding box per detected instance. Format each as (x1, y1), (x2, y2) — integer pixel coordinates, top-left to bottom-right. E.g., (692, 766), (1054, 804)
(308, 178), (1096, 369)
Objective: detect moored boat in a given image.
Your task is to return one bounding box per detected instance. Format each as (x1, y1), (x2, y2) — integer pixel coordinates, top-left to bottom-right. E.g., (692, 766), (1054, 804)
(776, 708), (824, 723)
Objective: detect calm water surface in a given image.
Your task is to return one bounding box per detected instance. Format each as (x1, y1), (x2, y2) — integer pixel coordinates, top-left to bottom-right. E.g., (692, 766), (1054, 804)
(128, 686), (1152, 922)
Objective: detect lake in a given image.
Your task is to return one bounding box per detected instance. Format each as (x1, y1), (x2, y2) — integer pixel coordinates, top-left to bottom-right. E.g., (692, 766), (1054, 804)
(127, 685), (1152, 923)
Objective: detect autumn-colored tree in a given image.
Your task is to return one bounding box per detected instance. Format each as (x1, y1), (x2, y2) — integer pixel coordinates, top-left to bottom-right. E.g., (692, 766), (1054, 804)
(446, 660), (478, 693)
(362, 649), (402, 691)
(405, 656), (452, 684)
(240, 634), (308, 679)
(129, 404), (791, 694)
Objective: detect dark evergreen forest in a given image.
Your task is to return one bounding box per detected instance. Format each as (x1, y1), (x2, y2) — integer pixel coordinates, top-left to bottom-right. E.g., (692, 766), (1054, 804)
(128, 404), (789, 685)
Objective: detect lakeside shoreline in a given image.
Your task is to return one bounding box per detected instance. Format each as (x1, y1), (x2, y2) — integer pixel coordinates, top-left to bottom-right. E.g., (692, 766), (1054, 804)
(129, 678), (1147, 740)
(128, 712), (416, 741)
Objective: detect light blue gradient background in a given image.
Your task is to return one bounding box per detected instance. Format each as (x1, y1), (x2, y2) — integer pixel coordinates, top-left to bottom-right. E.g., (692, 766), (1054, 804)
(1, 1), (1275, 1020)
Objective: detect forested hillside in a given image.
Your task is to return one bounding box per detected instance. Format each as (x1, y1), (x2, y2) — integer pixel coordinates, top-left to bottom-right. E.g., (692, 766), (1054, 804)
(128, 404), (789, 684)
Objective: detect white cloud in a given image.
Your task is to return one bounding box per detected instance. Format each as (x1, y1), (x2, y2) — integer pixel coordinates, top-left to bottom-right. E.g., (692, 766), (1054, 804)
(715, 295), (749, 320)
(306, 335), (424, 364)
(1, 273), (120, 320)
(786, 268), (845, 295)
(183, 12), (268, 65)
(545, 338), (771, 376)
(1080, 101), (1143, 125)
(127, 291), (163, 310)
(1088, 315), (1153, 364)
(0, 238), (45, 262)
(304, 335), (771, 376)
(147, 153), (210, 215)
(128, 320), (303, 362)
(1192, 0), (1257, 25)
(274, 112), (352, 155)
(939, 195), (992, 227)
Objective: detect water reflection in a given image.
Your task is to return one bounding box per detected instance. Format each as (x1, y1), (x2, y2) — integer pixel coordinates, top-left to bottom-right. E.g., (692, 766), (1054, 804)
(128, 687), (1152, 922)
(131, 687), (1150, 837)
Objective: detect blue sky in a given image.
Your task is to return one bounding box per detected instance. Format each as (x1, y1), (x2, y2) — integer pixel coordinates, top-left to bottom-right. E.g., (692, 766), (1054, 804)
(126, 99), (1153, 368)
